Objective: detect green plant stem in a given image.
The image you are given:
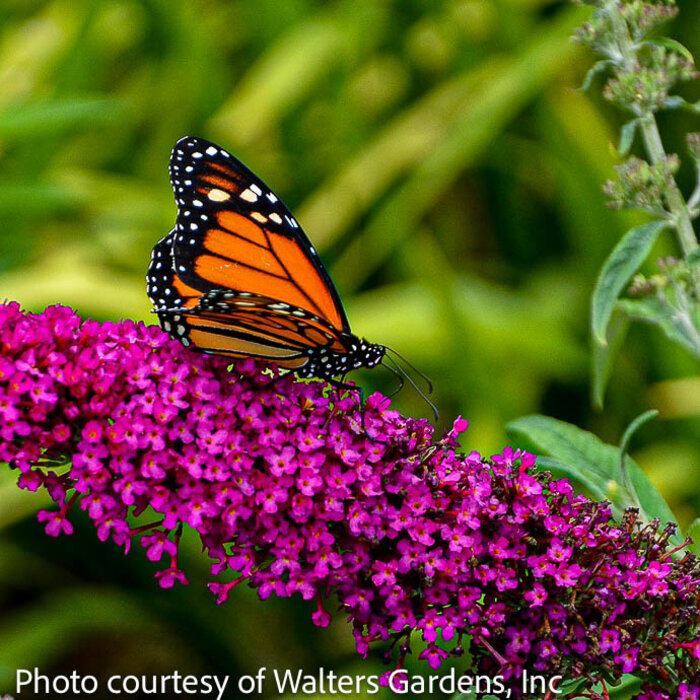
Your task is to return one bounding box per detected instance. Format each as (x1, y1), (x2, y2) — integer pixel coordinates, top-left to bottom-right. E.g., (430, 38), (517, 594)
(605, 0), (700, 295)
(640, 117), (700, 259)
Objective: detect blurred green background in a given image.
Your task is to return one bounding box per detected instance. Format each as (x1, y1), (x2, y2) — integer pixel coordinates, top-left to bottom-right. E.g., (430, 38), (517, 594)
(1, 0), (699, 697)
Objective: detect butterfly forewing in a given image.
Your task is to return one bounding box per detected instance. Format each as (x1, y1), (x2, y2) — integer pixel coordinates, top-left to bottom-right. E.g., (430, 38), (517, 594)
(168, 137), (350, 333)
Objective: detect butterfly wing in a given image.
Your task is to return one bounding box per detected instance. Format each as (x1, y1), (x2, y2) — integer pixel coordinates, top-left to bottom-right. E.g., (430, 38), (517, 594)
(147, 231), (339, 368)
(187, 289), (355, 368)
(147, 137), (363, 370)
(168, 137), (350, 334)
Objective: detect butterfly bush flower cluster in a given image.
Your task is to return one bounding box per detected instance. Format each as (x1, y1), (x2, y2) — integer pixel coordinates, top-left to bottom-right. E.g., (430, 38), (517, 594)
(1, 302), (698, 698)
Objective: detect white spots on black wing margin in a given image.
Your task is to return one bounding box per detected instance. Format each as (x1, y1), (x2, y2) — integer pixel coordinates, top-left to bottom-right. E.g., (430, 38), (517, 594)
(147, 231), (180, 310)
(240, 188), (258, 203)
(207, 188), (231, 202)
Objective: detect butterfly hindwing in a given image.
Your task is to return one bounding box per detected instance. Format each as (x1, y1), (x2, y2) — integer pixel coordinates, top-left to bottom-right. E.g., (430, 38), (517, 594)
(168, 137), (350, 333)
(194, 289), (349, 353)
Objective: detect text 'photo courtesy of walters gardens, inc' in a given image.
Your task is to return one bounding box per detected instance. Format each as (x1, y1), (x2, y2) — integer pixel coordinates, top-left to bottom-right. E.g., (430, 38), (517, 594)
(12, 667), (567, 698)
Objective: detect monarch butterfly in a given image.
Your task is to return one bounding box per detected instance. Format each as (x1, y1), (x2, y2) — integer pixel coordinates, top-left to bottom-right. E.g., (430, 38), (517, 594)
(147, 136), (435, 417)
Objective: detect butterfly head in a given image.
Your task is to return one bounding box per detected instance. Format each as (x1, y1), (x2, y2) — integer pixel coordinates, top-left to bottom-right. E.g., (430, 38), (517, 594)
(341, 334), (386, 372)
(358, 340), (386, 369)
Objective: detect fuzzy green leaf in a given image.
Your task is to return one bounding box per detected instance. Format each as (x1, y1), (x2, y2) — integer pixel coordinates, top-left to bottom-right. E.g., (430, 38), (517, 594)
(591, 311), (630, 409)
(618, 118), (639, 155)
(591, 220), (667, 345)
(617, 297), (700, 358)
(618, 410), (659, 510)
(619, 410), (658, 470)
(580, 59), (613, 92)
(660, 96), (700, 113)
(643, 38), (696, 65)
(532, 455), (609, 502)
(507, 415), (682, 544)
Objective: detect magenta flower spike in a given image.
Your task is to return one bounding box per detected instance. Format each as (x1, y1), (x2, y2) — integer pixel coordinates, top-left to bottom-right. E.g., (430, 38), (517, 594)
(1, 302), (698, 698)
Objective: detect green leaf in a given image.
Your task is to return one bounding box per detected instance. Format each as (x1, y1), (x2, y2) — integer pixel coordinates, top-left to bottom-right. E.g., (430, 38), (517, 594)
(591, 311), (630, 409)
(618, 410), (658, 511)
(557, 677), (590, 695)
(607, 675), (642, 698)
(618, 118), (639, 155)
(687, 518), (700, 556)
(580, 59), (613, 92)
(687, 246), (700, 266)
(643, 37), (696, 64)
(532, 456), (611, 502)
(617, 297), (700, 359)
(662, 96), (700, 113)
(619, 410), (658, 464)
(507, 415), (682, 544)
(591, 220), (667, 345)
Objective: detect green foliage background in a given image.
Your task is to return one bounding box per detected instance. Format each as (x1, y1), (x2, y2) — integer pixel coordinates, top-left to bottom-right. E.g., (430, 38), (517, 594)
(0, 0), (698, 697)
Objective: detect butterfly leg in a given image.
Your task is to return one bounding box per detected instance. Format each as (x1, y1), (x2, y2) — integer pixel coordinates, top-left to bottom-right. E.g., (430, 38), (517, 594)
(325, 378), (386, 444)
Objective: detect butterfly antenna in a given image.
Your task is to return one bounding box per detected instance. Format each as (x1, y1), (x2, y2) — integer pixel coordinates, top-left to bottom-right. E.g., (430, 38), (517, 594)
(379, 358), (405, 398)
(381, 353), (439, 422)
(385, 347), (434, 394)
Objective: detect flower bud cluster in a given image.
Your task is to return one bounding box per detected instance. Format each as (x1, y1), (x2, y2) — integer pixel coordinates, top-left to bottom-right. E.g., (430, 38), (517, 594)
(619, 1), (679, 42)
(603, 47), (697, 115)
(603, 154), (679, 213)
(575, 1), (679, 61)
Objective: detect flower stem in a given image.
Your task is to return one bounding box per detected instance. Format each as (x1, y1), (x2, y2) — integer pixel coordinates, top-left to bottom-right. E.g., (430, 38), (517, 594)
(639, 117), (700, 261)
(604, 0), (700, 292)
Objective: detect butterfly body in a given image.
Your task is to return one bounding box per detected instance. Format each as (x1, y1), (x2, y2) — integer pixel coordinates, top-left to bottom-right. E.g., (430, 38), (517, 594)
(147, 137), (386, 382)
